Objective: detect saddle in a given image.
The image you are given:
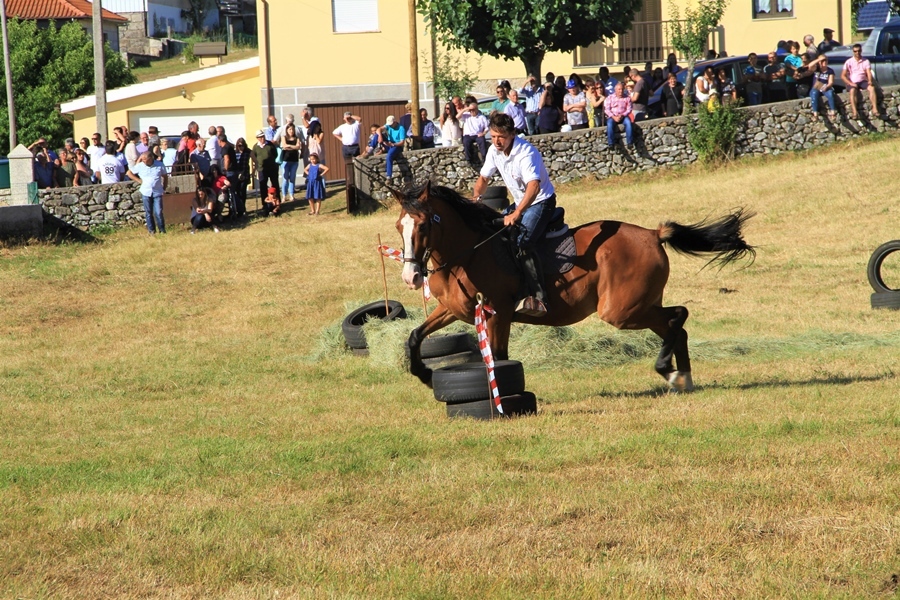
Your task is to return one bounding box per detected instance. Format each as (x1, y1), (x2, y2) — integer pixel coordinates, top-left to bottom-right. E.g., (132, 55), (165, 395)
(493, 207), (577, 278)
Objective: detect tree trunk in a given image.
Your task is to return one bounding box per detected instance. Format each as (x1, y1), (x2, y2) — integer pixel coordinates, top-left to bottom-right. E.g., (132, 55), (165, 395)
(682, 58), (696, 116)
(521, 50), (545, 79)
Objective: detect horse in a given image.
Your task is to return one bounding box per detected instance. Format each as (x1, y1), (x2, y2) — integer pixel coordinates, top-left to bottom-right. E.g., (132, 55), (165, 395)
(393, 182), (755, 392)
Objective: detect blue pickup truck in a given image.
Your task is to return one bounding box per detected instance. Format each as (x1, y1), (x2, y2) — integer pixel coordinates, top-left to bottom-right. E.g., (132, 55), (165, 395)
(826, 19), (900, 91)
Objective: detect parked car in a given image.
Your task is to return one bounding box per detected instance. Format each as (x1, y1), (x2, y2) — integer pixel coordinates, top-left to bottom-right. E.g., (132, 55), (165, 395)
(825, 18), (900, 92)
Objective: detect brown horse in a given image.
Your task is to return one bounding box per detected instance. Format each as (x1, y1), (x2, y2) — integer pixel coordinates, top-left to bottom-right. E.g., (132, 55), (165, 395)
(394, 183), (754, 392)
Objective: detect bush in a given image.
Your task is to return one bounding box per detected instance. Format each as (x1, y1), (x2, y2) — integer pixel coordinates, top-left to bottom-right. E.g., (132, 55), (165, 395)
(687, 99), (745, 163)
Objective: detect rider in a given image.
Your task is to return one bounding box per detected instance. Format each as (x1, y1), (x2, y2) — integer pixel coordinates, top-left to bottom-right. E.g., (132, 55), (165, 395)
(472, 113), (557, 316)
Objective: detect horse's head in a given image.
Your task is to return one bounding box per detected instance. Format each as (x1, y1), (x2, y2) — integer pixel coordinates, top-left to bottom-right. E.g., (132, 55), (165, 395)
(393, 182), (435, 291)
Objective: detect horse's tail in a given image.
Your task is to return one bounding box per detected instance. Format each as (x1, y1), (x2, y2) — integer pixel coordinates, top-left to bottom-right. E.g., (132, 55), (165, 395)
(658, 208), (756, 269)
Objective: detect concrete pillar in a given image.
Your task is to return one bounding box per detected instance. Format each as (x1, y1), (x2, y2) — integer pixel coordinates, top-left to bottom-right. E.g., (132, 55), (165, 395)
(7, 143), (34, 206)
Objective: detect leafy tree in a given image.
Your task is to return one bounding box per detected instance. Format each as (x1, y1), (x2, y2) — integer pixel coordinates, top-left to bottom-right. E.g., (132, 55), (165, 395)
(422, 47), (482, 101)
(416, 0), (643, 78)
(0, 19), (136, 155)
(668, 0), (729, 115)
(182, 0), (213, 33)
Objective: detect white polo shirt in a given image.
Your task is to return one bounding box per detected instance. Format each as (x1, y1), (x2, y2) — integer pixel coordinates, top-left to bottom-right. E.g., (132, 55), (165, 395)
(480, 136), (554, 207)
(333, 121), (361, 146)
(460, 111), (489, 136)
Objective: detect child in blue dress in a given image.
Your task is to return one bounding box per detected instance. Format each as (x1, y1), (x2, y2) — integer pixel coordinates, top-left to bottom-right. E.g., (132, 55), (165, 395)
(304, 153), (329, 215)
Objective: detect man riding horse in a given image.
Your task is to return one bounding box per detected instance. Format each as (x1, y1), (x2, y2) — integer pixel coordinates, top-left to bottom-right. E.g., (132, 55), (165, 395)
(472, 113), (557, 317)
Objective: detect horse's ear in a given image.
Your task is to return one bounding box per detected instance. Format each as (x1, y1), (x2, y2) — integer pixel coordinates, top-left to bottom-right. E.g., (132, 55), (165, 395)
(387, 185), (405, 205)
(416, 181), (431, 202)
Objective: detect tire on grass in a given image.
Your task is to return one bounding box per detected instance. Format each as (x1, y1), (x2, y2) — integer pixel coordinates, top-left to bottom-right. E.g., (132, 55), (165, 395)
(432, 360), (525, 403)
(422, 350), (482, 369)
(871, 291), (900, 310)
(867, 240), (900, 293)
(342, 300), (407, 350)
(406, 332), (476, 359)
(446, 392), (538, 419)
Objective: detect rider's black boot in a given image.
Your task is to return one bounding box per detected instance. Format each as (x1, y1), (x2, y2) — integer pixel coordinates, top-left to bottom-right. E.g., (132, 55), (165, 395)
(516, 249), (548, 317)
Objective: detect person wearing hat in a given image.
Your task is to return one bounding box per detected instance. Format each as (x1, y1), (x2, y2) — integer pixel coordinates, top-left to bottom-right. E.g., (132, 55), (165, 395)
(472, 112), (558, 317)
(250, 129), (280, 211)
(383, 115), (406, 179)
(333, 111), (363, 159)
(818, 28), (841, 54)
(562, 78), (588, 130)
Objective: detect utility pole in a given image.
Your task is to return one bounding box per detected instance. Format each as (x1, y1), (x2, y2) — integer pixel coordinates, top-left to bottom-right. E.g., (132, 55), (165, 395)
(92, 0), (108, 139)
(0, 0), (17, 149)
(408, 0), (420, 139)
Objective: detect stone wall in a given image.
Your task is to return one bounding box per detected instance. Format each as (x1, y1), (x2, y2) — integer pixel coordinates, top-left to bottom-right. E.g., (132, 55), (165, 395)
(355, 85), (900, 205)
(40, 182), (146, 229)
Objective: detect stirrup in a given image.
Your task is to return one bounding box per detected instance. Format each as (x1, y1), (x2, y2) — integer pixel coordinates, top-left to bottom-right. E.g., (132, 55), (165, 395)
(515, 296), (547, 317)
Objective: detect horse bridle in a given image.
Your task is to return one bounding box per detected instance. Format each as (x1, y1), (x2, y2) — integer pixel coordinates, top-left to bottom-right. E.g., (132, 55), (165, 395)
(403, 209), (511, 276)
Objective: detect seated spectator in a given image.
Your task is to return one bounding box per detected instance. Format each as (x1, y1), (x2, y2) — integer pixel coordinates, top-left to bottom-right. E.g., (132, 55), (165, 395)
(439, 102), (462, 147)
(706, 49), (718, 60)
(383, 115), (406, 178)
(810, 57), (837, 121)
(73, 149), (92, 186)
(742, 53), (765, 106)
(490, 84), (510, 114)
(263, 186), (281, 216)
(716, 68), (737, 105)
(605, 82), (634, 149)
(419, 108), (436, 148)
(537, 83), (563, 134)
(33, 152), (56, 189)
(160, 138), (177, 172)
(695, 66), (715, 105)
(459, 101), (489, 167)
(794, 54), (815, 98)
(56, 149), (76, 188)
(504, 90), (527, 134)
(660, 72), (685, 117)
(363, 124), (382, 157)
(190, 187), (219, 233)
(96, 140), (123, 184)
(764, 52), (787, 102)
(841, 43), (882, 120)
(191, 138), (212, 179)
(207, 163), (231, 213)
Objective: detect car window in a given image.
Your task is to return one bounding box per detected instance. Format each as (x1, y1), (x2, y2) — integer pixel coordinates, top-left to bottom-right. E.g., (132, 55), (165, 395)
(881, 30), (900, 55)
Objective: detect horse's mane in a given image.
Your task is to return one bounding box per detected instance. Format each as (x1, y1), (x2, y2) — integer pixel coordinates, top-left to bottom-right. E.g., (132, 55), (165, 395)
(399, 183), (502, 234)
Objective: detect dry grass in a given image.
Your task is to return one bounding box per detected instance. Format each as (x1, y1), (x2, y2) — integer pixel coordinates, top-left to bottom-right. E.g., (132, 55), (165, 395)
(1, 139), (899, 598)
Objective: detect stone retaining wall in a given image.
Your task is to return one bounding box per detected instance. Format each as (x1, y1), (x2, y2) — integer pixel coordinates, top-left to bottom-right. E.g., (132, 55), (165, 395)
(355, 85), (900, 205)
(40, 182), (146, 229)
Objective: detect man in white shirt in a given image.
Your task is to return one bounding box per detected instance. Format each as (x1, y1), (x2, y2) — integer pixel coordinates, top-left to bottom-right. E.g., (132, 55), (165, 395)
(206, 125), (222, 169)
(87, 133), (106, 183)
(96, 140), (124, 184)
(127, 151), (168, 234)
(504, 90), (527, 135)
(519, 74), (543, 135)
(472, 113), (557, 316)
(459, 101), (489, 167)
(333, 111), (362, 159)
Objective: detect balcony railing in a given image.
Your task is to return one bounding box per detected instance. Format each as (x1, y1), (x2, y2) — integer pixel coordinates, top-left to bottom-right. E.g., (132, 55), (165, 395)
(575, 20), (722, 67)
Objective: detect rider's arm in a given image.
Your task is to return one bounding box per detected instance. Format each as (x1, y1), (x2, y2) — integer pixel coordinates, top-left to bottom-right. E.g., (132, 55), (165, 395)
(503, 179), (540, 227)
(472, 175), (491, 201)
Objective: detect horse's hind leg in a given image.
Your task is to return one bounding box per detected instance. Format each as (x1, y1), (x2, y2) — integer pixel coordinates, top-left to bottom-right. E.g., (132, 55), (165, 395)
(647, 305), (693, 392)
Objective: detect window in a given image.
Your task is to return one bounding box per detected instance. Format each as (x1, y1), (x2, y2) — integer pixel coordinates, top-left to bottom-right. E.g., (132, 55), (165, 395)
(754, 0), (793, 19)
(882, 30), (900, 55)
(332, 0), (379, 33)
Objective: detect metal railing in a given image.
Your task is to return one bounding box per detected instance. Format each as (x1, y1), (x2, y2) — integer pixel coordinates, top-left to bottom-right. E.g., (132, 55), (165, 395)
(575, 20), (722, 67)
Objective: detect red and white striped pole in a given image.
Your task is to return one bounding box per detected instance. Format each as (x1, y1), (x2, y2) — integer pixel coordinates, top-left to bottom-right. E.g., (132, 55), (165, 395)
(474, 293), (502, 415)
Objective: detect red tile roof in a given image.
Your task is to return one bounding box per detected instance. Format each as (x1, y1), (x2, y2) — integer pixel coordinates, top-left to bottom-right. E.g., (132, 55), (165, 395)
(6, 0), (128, 22)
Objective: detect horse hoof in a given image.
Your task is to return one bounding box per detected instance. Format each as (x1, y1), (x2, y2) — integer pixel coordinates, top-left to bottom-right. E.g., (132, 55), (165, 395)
(667, 371), (694, 393)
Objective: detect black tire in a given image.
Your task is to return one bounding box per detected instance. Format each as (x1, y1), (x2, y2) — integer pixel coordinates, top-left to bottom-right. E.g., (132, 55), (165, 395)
(867, 240), (900, 293)
(432, 360), (525, 403)
(351, 347), (370, 357)
(446, 392), (538, 419)
(423, 350), (482, 369)
(871, 291), (900, 310)
(406, 332), (476, 359)
(342, 301), (407, 350)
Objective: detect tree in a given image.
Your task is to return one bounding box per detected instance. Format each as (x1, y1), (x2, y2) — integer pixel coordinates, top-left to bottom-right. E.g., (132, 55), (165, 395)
(0, 19), (135, 155)
(422, 47), (482, 101)
(668, 0), (729, 115)
(182, 0), (213, 33)
(416, 0), (643, 78)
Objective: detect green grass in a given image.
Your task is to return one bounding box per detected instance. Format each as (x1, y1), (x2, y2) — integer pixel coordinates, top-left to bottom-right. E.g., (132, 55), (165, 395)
(1, 140), (900, 597)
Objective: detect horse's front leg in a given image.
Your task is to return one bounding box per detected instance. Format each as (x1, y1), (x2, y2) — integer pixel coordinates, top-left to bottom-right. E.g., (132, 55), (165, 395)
(407, 302), (458, 387)
(486, 311), (513, 361)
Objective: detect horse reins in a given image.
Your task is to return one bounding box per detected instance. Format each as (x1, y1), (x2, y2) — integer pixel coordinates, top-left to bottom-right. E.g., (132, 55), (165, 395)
(404, 214), (511, 276)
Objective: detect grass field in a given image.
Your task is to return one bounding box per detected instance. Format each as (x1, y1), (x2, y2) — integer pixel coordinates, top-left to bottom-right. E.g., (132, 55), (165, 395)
(1, 136), (899, 598)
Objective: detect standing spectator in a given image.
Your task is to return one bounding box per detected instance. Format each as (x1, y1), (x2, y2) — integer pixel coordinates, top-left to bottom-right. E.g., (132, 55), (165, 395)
(219, 134), (238, 214)
(439, 102), (462, 147)
(629, 70), (649, 121)
(190, 187), (219, 234)
(783, 42), (803, 99)
(127, 151), (168, 235)
(232, 137), (250, 217)
(451, 96), (465, 116)
(552, 75), (566, 110)
(663, 53), (682, 79)
(136, 132), (150, 154)
(304, 153), (329, 216)
(505, 90), (527, 135)
(716, 68), (737, 105)
(399, 103), (413, 140)
(419, 108), (436, 148)
(87, 133), (106, 182)
(537, 83), (564, 134)
(333, 112), (362, 159)
(818, 28), (841, 54)
(56, 150), (76, 188)
(605, 82), (634, 149)
(563, 78), (588, 130)
(33, 152), (56, 189)
(490, 84), (510, 114)
(520, 74), (543, 135)
(78, 136), (90, 158)
(695, 66), (715, 105)
(112, 127), (128, 155)
(191, 138), (211, 180)
(842, 43), (881, 120)
(810, 57), (837, 121)
(742, 53), (765, 106)
(776, 41), (789, 57)
(251, 129), (280, 204)
(794, 54), (815, 98)
(264, 115), (280, 144)
(147, 126), (160, 147)
(764, 51), (787, 102)
(125, 131), (141, 170)
(206, 125), (222, 170)
(586, 80), (605, 127)
(160, 138), (177, 172)
(96, 140), (124, 184)
(73, 149), (92, 186)
(186, 121), (200, 153)
(651, 68), (665, 90)
(660, 72), (685, 117)
(306, 119), (326, 165)
(803, 35), (819, 61)
(459, 100), (489, 167)
(383, 115), (406, 178)
(280, 123), (302, 201)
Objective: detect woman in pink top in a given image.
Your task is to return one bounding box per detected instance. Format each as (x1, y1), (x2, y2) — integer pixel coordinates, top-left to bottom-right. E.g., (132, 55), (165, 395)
(841, 43), (881, 121)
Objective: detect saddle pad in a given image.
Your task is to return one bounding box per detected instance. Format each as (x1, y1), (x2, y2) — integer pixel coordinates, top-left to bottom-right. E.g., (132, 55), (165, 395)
(539, 231), (577, 275)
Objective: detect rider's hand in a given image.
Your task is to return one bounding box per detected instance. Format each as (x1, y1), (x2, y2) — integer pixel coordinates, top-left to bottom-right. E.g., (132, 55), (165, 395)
(503, 212), (520, 227)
